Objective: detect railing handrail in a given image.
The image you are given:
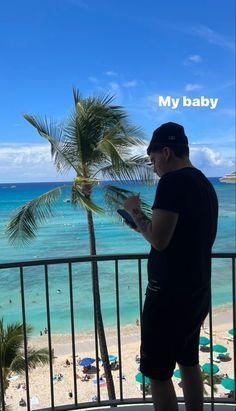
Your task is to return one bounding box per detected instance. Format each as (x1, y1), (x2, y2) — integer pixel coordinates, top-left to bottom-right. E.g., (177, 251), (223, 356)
(0, 252), (235, 409)
(0, 252), (235, 269)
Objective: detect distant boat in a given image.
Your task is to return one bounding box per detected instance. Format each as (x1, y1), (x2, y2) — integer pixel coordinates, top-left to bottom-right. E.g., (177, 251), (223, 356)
(219, 171), (236, 183)
(63, 199), (71, 203)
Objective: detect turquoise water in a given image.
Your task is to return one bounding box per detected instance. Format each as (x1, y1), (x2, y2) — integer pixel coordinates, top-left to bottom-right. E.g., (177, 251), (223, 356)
(0, 178), (235, 335)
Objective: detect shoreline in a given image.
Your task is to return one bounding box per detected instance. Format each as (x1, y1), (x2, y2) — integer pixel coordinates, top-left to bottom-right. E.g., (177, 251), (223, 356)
(6, 304), (235, 410)
(30, 303), (234, 356)
(7, 318), (235, 410)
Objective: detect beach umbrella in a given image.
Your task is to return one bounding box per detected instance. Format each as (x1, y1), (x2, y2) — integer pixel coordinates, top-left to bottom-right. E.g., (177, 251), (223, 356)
(228, 328), (234, 336)
(201, 363), (219, 375)
(212, 344), (227, 353)
(92, 377), (106, 385)
(101, 355), (117, 365)
(135, 372), (150, 384)
(79, 357), (95, 366)
(173, 369), (181, 378)
(199, 336), (210, 346)
(221, 378), (235, 391)
(108, 355), (117, 362)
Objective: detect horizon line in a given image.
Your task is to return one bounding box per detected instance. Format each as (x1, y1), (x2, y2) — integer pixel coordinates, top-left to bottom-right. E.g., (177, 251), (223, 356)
(0, 177), (222, 185)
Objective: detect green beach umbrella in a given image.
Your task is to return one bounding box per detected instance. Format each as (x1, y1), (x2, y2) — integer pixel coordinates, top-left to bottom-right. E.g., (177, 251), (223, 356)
(221, 378), (235, 391)
(201, 363), (219, 375)
(135, 372), (150, 384)
(173, 369), (181, 379)
(199, 336), (210, 346)
(212, 344), (227, 353)
(228, 328), (234, 336)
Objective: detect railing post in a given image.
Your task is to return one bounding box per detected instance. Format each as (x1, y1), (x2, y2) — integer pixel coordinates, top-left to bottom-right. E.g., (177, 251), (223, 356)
(0, 342), (5, 411)
(137, 258), (147, 401)
(232, 257), (236, 400)
(208, 281), (215, 411)
(44, 264), (55, 409)
(68, 262), (78, 405)
(115, 259), (123, 401)
(0, 253), (235, 410)
(20, 266), (31, 411)
(91, 260), (101, 403)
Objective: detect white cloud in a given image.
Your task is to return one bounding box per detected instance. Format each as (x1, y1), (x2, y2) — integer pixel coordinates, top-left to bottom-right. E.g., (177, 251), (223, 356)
(88, 76), (98, 83)
(67, 0), (92, 11)
(191, 127), (235, 146)
(0, 140), (234, 182)
(184, 55), (202, 65)
(184, 83), (202, 91)
(219, 108), (235, 117)
(122, 80), (138, 88)
(189, 55), (202, 63)
(0, 144), (51, 165)
(145, 94), (183, 118)
(108, 82), (121, 95)
(105, 70), (118, 77)
(0, 143), (75, 183)
(190, 146), (234, 169)
(192, 25), (235, 51)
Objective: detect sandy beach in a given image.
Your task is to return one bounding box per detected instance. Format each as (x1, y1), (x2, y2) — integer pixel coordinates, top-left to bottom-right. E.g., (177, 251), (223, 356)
(5, 305), (235, 410)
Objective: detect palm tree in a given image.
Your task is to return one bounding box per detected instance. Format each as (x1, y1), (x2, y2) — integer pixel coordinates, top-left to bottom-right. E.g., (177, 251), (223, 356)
(0, 319), (49, 409)
(6, 89), (153, 400)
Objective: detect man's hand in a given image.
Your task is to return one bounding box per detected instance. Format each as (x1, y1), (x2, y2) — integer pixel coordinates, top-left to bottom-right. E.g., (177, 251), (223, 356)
(124, 194), (141, 214)
(124, 220), (141, 233)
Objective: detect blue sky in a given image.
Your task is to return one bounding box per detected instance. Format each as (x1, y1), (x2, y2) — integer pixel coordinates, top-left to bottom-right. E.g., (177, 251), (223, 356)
(0, 0), (235, 182)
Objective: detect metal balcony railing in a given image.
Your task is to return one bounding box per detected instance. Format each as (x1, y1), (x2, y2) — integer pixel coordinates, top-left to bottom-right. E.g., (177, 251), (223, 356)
(0, 253), (235, 411)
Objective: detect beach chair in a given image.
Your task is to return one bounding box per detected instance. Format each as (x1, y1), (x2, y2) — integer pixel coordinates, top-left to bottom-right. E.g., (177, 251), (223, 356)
(223, 335), (234, 342)
(204, 328), (216, 336)
(208, 355), (221, 363)
(135, 354), (140, 364)
(19, 398), (26, 407)
(217, 352), (231, 360)
(111, 361), (119, 370)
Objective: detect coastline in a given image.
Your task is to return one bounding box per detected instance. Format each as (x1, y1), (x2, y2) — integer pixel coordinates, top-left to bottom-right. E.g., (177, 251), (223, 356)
(29, 303), (234, 356)
(6, 304), (235, 410)
(3, 276), (234, 405)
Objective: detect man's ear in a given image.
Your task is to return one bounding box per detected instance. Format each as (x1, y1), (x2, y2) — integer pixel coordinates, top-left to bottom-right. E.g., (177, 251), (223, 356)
(163, 146), (171, 160)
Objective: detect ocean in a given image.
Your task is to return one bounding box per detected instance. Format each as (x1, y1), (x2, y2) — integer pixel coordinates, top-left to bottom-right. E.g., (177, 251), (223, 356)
(0, 178), (235, 335)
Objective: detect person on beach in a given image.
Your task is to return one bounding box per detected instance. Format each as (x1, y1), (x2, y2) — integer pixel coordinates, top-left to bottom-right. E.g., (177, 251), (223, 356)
(123, 122), (218, 411)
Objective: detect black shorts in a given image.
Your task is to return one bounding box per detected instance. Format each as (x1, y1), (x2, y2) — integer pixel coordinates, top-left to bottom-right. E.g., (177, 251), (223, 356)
(140, 285), (210, 381)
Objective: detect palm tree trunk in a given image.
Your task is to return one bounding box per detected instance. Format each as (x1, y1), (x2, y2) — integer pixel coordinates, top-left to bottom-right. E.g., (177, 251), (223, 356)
(86, 208), (116, 401)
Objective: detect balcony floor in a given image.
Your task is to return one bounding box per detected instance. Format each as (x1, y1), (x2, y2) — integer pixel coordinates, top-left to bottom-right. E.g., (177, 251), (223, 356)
(84, 405), (236, 411)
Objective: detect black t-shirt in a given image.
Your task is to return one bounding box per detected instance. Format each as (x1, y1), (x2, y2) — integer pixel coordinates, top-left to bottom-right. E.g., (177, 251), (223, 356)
(148, 167), (218, 294)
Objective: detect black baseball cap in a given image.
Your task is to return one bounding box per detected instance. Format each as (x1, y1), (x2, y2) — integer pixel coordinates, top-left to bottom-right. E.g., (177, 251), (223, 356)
(147, 122), (189, 154)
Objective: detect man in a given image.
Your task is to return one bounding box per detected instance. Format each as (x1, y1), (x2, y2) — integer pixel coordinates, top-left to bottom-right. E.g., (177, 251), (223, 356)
(124, 122), (218, 411)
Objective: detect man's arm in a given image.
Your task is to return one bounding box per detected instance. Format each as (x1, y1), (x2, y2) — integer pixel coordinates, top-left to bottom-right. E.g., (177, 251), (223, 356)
(123, 194), (179, 250)
(130, 207), (179, 251)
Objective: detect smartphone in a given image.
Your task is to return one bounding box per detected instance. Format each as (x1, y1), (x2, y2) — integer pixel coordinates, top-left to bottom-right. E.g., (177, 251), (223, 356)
(117, 209), (137, 228)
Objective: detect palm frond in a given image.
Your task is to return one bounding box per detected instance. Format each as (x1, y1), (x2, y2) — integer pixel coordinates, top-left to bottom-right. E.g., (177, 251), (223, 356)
(63, 90), (134, 168)
(6, 187), (63, 245)
(10, 348), (49, 373)
(95, 123), (146, 161)
(96, 138), (126, 169)
(98, 154), (156, 185)
(2, 323), (32, 368)
(23, 114), (78, 174)
(0, 321), (29, 368)
(72, 87), (82, 107)
(101, 184), (152, 219)
(72, 188), (104, 214)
